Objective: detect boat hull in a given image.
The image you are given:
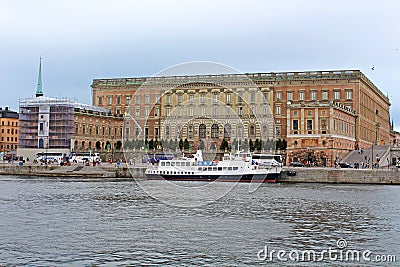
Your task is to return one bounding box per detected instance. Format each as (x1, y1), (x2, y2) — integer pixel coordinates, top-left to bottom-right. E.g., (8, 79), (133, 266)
(145, 173), (277, 183)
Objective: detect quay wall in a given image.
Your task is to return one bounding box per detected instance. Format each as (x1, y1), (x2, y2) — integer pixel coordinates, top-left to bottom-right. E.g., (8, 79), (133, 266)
(279, 168), (400, 184)
(1, 164), (400, 184)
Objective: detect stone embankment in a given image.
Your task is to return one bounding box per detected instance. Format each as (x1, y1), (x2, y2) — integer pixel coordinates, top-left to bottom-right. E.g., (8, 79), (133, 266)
(1, 163), (400, 184)
(279, 167), (400, 184)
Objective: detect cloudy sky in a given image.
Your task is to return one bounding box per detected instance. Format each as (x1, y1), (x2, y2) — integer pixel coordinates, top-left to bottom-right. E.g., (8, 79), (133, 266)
(1, 0), (399, 126)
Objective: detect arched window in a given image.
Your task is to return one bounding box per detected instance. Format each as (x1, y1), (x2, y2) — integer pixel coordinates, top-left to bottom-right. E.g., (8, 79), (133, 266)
(165, 126), (170, 139)
(188, 125), (193, 139)
(211, 124), (219, 138)
(38, 138), (44, 148)
(237, 124), (243, 139)
(199, 124), (206, 139)
(224, 124), (231, 138)
(249, 125), (256, 137)
(263, 125), (268, 138)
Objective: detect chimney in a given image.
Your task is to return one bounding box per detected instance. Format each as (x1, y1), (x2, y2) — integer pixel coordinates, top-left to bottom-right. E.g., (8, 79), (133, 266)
(5, 107), (9, 111)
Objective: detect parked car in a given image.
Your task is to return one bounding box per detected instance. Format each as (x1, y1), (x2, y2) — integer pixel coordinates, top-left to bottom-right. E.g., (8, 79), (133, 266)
(290, 161), (304, 167)
(339, 162), (353, 168)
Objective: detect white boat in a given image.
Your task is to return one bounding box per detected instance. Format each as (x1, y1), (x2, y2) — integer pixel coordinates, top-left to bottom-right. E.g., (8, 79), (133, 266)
(145, 150), (282, 183)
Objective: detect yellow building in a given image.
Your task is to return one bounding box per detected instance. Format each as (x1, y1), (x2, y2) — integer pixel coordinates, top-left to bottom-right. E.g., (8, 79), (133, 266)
(0, 107), (19, 156)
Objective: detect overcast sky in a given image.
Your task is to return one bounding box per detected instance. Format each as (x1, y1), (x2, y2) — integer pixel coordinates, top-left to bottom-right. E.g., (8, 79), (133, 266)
(1, 0), (399, 127)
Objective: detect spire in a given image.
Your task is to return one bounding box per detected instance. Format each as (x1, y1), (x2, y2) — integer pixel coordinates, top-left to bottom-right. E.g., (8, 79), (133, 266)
(35, 57), (43, 97)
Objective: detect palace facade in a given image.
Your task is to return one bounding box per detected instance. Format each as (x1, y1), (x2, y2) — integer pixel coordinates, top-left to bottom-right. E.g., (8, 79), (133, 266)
(91, 70), (391, 163)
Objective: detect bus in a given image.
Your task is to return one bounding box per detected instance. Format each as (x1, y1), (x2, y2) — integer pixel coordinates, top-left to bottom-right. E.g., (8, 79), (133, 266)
(251, 154), (282, 167)
(68, 152), (101, 163)
(36, 152), (66, 163)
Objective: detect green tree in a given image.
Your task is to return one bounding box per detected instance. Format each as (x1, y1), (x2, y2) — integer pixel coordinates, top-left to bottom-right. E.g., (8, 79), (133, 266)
(199, 140), (205, 150)
(184, 138), (190, 150)
(242, 139), (249, 151)
(254, 138), (261, 151)
(210, 142), (216, 150)
(249, 139), (254, 152)
(116, 141), (122, 150)
(179, 138), (184, 150)
(148, 139), (154, 150)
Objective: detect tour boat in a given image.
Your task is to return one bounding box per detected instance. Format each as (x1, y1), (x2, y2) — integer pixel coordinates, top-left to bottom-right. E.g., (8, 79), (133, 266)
(145, 150), (282, 183)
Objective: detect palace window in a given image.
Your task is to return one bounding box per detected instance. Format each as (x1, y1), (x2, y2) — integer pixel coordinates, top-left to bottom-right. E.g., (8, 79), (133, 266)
(299, 91), (305, 101)
(250, 92), (256, 102)
(346, 90), (352, 100)
(276, 91), (281, 101)
(214, 94), (218, 103)
(226, 93), (231, 103)
(276, 106), (281, 115)
(211, 124), (219, 138)
(293, 120), (299, 131)
(287, 92), (293, 101)
(307, 119), (313, 134)
(263, 92), (268, 101)
(145, 94), (150, 104)
(322, 91), (328, 100)
(311, 91), (317, 101)
(334, 90), (340, 100)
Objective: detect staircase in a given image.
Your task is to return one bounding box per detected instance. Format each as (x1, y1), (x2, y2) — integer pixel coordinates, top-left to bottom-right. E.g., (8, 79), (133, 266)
(340, 145), (391, 167)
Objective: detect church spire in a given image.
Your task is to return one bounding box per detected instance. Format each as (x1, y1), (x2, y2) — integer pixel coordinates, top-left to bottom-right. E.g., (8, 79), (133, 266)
(35, 57), (43, 97)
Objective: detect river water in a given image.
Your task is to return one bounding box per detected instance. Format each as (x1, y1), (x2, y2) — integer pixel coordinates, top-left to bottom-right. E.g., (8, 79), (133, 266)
(0, 175), (399, 266)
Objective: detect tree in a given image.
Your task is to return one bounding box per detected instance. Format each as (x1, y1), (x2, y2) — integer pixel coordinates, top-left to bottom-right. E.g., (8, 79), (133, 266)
(242, 138), (249, 151)
(220, 138), (228, 151)
(254, 138), (261, 151)
(148, 139), (154, 150)
(184, 138), (189, 150)
(210, 142), (216, 150)
(281, 139), (287, 150)
(249, 139), (254, 152)
(199, 140), (205, 150)
(116, 141), (122, 150)
(179, 138), (184, 150)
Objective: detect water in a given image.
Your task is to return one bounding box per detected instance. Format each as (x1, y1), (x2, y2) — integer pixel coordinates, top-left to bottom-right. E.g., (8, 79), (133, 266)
(0, 176), (399, 266)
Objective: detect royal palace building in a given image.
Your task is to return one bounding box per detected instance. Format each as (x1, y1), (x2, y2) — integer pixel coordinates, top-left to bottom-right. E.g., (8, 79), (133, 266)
(92, 69), (390, 164)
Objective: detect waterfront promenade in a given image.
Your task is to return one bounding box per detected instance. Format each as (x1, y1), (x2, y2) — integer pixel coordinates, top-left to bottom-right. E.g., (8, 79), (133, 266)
(1, 161), (400, 184)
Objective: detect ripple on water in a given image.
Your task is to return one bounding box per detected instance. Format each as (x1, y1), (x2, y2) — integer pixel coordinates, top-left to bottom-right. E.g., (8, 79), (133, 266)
(0, 177), (399, 266)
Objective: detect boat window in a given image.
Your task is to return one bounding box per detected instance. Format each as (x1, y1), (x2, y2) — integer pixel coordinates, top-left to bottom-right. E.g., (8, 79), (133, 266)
(228, 167), (232, 170)
(161, 162), (165, 166)
(223, 167), (227, 171)
(233, 167), (238, 170)
(218, 167), (222, 171)
(171, 162), (175, 166)
(208, 167), (212, 171)
(213, 167), (217, 171)
(186, 162), (190, 166)
(166, 162), (170, 166)
(198, 167), (202, 171)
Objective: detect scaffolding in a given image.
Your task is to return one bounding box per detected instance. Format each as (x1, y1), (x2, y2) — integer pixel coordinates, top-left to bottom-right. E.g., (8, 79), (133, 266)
(19, 96), (75, 149)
